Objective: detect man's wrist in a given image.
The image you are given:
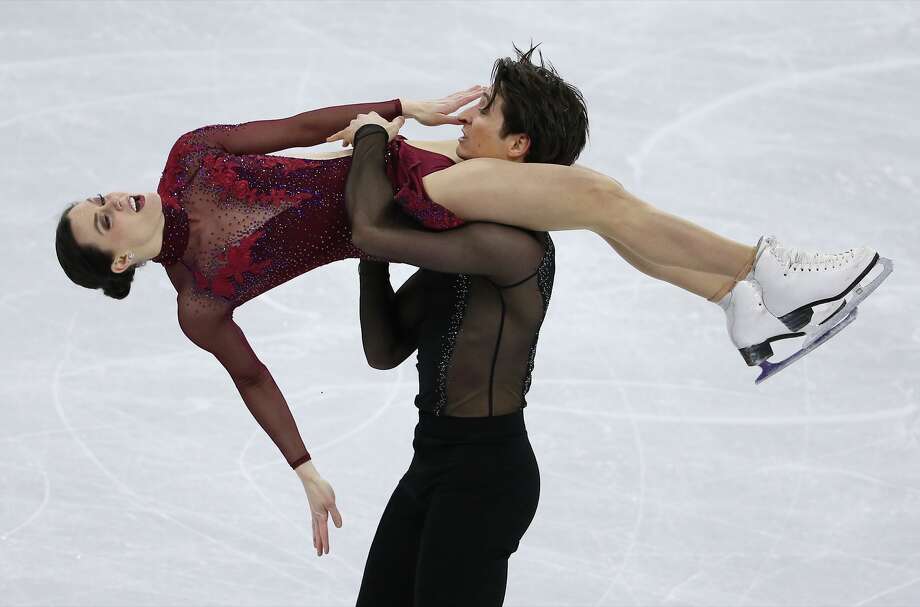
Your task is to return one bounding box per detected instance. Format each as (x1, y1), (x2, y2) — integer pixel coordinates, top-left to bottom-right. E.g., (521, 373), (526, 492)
(354, 123), (389, 145)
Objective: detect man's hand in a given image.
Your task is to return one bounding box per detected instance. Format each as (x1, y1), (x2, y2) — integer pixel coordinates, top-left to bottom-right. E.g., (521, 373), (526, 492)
(296, 461), (343, 556)
(327, 111), (405, 148)
(402, 85), (485, 126)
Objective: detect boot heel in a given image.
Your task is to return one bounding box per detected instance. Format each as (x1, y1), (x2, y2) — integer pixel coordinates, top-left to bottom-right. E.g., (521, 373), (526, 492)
(739, 341), (773, 366)
(779, 306), (814, 331)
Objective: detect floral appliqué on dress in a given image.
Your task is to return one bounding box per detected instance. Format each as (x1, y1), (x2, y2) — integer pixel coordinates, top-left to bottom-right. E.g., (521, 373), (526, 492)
(202, 153), (317, 207)
(193, 231), (272, 299)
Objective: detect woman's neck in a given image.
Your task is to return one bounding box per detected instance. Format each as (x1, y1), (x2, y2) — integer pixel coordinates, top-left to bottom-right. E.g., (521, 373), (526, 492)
(141, 196), (167, 262)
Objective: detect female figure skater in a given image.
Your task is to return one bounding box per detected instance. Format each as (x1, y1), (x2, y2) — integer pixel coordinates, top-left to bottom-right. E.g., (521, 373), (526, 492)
(347, 120), (551, 606)
(55, 45), (889, 555)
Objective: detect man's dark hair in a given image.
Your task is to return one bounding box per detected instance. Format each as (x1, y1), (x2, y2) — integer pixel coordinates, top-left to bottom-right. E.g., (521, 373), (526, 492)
(485, 43), (589, 166)
(55, 202), (137, 300)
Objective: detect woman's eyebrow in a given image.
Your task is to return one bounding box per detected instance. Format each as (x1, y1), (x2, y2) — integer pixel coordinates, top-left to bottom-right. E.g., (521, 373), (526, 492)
(88, 201), (103, 235)
(80, 197), (104, 235)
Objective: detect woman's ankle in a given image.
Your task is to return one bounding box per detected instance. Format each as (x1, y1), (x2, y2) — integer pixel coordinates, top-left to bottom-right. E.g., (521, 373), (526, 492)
(708, 241), (760, 303)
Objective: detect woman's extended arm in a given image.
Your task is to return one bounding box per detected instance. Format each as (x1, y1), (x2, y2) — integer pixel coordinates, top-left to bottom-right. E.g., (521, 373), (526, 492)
(201, 99), (405, 156)
(176, 293), (312, 471)
(177, 291), (343, 556)
(357, 261), (425, 370)
(202, 86), (485, 157)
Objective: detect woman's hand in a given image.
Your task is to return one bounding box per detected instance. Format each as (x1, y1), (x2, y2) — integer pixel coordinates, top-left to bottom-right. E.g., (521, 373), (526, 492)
(401, 85), (486, 126)
(326, 111), (405, 148)
(296, 462), (343, 556)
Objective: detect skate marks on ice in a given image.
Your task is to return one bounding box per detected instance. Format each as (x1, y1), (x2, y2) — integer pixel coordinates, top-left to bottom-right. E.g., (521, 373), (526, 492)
(626, 58), (920, 185)
(538, 378), (919, 428)
(756, 256), (894, 384)
(527, 374), (920, 606)
(48, 316), (332, 592)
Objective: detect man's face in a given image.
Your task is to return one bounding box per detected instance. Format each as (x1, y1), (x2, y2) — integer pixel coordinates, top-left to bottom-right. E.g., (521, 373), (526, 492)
(455, 89), (528, 162)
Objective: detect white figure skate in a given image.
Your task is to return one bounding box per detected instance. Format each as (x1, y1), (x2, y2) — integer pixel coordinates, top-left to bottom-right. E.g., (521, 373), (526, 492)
(724, 280), (860, 384)
(726, 236), (893, 383)
(752, 236), (893, 344)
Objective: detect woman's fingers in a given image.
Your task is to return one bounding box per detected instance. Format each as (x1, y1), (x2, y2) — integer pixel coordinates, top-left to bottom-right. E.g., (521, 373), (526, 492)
(437, 86), (484, 111)
(440, 93), (483, 116)
(313, 511), (324, 556)
(444, 85), (479, 100)
(457, 84), (483, 95)
(303, 476), (341, 557)
(330, 503), (343, 528)
(317, 510), (330, 555)
(311, 518), (319, 555)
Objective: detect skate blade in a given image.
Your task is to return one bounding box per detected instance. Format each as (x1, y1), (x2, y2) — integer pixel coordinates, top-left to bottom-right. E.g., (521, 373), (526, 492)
(755, 308), (858, 384)
(801, 256), (893, 349)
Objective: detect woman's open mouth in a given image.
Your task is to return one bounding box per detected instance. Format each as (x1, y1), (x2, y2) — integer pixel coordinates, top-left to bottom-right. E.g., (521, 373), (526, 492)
(129, 195), (145, 212)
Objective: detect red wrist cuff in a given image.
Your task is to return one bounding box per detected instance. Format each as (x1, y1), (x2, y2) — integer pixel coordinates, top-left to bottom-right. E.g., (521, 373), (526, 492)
(290, 452), (312, 470)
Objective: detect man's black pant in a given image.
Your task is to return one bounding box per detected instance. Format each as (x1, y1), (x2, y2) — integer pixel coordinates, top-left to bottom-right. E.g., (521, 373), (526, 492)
(356, 409), (540, 607)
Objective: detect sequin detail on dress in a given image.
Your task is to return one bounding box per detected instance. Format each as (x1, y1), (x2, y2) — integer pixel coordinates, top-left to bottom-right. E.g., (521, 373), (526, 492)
(150, 200), (189, 266)
(154, 130), (467, 306)
(201, 153), (319, 207)
(192, 231), (272, 299)
(387, 137), (465, 231)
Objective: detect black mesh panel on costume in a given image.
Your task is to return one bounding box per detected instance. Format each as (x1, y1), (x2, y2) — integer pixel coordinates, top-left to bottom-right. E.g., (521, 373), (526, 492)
(414, 234), (554, 417)
(345, 124), (556, 418)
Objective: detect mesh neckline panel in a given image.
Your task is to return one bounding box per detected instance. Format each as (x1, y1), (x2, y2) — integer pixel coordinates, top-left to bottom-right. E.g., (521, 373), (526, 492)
(151, 200), (190, 266)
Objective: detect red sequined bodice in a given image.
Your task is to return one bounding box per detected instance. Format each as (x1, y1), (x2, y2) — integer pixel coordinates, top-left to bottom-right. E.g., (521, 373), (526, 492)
(154, 132), (462, 306)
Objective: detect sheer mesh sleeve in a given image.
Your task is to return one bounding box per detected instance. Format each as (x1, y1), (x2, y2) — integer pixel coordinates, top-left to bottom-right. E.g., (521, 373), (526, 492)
(177, 289), (311, 470)
(346, 125), (544, 285)
(358, 261), (426, 370)
(196, 99), (403, 155)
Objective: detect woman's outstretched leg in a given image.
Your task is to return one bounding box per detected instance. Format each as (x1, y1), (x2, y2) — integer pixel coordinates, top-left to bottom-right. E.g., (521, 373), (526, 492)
(422, 157), (889, 378)
(423, 157), (757, 291)
(600, 235), (734, 300)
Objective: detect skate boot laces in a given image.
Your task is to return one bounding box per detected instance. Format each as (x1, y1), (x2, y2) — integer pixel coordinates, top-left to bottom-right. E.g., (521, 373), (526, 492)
(768, 240), (857, 275)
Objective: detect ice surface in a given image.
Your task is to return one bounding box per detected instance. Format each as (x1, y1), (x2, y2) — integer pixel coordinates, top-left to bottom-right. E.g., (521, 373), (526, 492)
(2, 2), (919, 605)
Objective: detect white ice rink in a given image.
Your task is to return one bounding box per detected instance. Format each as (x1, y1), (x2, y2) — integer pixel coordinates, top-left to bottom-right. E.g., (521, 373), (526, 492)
(2, 1), (919, 605)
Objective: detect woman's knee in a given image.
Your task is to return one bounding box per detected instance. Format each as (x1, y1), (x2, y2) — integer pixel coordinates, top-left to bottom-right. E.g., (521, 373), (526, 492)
(583, 177), (638, 233)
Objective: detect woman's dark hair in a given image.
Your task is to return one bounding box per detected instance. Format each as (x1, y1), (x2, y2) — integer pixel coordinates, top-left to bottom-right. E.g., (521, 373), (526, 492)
(485, 42), (590, 166)
(55, 202), (137, 300)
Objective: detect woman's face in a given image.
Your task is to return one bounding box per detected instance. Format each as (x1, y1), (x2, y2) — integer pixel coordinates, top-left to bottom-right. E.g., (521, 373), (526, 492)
(67, 191), (163, 272)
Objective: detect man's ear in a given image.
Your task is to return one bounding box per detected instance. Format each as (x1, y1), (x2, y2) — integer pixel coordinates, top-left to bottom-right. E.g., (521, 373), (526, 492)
(507, 133), (531, 161)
